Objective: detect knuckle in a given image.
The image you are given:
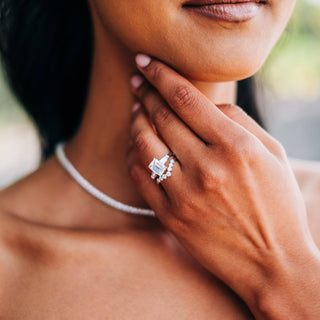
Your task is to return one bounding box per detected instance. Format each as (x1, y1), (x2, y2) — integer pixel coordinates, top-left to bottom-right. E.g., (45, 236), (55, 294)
(228, 134), (261, 161)
(172, 85), (198, 111)
(133, 131), (150, 152)
(196, 165), (221, 191)
(236, 144), (259, 161)
(270, 139), (287, 158)
(152, 106), (171, 124)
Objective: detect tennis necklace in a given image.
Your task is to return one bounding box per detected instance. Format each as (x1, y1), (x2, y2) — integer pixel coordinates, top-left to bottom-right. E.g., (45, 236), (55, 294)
(54, 142), (156, 218)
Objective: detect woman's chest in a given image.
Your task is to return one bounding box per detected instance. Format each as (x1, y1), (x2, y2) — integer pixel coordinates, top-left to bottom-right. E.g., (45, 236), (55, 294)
(16, 279), (251, 319)
(4, 254), (253, 319)
(1, 230), (253, 319)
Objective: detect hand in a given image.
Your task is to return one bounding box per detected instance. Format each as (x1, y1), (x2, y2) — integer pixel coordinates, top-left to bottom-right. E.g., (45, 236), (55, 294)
(127, 54), (320, 318)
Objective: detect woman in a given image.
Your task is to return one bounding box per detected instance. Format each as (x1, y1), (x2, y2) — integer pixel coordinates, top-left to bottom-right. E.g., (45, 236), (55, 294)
(0, 0), (319, 318)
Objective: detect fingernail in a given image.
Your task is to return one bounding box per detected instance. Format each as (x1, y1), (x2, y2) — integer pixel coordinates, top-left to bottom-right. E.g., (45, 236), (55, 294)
(136, 54), (151, 68)
(132, 102), (141, 112)
(130, 75), (144, 89)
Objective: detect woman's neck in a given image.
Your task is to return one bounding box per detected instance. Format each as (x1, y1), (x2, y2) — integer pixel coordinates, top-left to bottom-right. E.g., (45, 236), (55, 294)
(62, 19), (237, 227)
(1, 18), (236, 231)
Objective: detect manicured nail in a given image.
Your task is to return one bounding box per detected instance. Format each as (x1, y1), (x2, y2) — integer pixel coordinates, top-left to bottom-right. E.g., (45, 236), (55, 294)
(130, 75), (144, 89)
(132, 102), (141, 112)
(136, 54), (151, 68)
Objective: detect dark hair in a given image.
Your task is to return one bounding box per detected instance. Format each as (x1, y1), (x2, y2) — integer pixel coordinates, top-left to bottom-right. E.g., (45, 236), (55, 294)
(237, 77), (263, 127)
(0, 0), (263, 159)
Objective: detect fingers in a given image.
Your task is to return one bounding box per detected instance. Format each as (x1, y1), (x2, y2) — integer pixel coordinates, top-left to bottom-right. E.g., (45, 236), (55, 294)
(129, 104), (183, 195)
(133, 53), (285, 158)
(216, 104), (286, 157)
(134, 53), (242, 145)
(130, 74), (206, 164)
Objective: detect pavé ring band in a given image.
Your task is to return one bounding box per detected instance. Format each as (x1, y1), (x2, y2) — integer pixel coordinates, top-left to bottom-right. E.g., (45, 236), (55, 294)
(156, 156), (176, 184)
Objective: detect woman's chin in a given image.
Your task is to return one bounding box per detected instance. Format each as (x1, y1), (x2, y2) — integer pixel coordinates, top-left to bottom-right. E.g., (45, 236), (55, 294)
(173, 63), (261, 83)
(155, 52), (265, 83)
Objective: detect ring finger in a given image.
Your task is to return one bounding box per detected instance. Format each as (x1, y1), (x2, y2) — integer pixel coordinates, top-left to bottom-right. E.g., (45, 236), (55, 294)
(130, 103), (183, 195)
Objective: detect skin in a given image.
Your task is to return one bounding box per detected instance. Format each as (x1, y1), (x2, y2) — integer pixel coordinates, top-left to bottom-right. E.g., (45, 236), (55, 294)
(128, 56), (320, 318)
(0, 0), (319, 318)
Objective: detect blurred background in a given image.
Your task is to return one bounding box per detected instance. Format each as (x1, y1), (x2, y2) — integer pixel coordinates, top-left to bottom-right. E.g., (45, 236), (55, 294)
(0, 0), (320, 190)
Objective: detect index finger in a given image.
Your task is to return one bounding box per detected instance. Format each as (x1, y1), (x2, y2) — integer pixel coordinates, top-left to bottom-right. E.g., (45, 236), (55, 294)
(135, 53), (241, 145)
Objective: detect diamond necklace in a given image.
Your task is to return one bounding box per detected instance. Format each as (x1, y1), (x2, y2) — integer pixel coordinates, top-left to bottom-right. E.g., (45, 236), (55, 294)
(54, 142), (156, 218)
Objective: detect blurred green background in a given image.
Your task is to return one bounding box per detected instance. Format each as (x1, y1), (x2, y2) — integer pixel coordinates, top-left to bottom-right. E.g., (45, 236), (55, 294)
(260, 0), (320, 101)
(255, 0), (320, 162)
(1, 0), (320, 189)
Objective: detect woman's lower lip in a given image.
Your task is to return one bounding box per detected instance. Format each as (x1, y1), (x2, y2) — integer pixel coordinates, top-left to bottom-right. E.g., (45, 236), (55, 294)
(183, 3), (263, 23)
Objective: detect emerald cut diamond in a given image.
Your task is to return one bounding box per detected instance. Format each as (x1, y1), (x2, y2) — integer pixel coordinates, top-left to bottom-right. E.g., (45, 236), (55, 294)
(148, 158), (167, 176)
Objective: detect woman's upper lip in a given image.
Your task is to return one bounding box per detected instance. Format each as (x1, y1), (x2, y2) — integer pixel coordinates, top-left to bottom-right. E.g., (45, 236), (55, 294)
(182, 0), (266, 6)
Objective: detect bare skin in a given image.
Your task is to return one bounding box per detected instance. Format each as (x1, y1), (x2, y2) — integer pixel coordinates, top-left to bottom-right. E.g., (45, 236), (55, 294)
(1, 0), (318, 318)
(0, 7), (251, 319)
(0, 161), (319, 320)
(127, 56), (320, 318)
(0, 161), (319, 319)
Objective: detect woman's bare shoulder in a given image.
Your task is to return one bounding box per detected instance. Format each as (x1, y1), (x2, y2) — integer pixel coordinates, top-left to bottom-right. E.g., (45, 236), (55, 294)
(289, 157), (320, 202)
(0, 200), (19, 251)
(0, 190), (59, 271)
(289, 157), (320, 179)
(0, 198), (26, 313)
(0, 196), (38, 269)
(289, 157), (320, 246)
(0, 193), (67, 316)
